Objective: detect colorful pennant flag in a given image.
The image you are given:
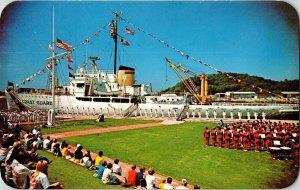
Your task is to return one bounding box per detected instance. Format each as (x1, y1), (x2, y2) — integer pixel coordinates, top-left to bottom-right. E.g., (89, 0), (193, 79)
(126, 28), (134, 35)
(121, 38), (130, 46)
(68, 64), (74, 70)
(56, 38), (72, 51)
(66, 55), (73, 63)
(47, 62), (52, 68)
(69, 72), (75, 78)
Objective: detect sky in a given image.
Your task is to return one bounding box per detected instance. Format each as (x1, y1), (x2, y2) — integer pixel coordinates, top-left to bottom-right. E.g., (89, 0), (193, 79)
(0, 1), (299, 92)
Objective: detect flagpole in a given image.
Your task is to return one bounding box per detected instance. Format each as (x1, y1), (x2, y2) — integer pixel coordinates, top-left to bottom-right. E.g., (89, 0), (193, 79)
(51, 6), (56, 126)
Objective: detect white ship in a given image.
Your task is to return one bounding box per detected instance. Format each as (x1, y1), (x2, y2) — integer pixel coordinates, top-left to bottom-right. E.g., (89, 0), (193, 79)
(4, 12), (298, 121)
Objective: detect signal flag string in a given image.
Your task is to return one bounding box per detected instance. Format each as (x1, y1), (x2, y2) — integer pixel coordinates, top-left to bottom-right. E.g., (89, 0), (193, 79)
(118, 15), (278, 96)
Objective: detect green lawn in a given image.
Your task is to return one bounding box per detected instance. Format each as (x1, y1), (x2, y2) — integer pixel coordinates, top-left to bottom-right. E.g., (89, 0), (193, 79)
(37, 150), (122, 189)
(21, 118), (159, 134)
(60, 122), (298, 189)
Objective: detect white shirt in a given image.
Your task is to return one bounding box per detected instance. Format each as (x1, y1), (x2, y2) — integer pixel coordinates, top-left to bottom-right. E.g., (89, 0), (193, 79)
(145, 174), (156, 189)
(164, 183), (174, 189)
(175, 185), (189, 189)
(30, 172), (51, 189)
(102, 168), (113, 184)
(43, 139), (50, 149)
(112, 163), (122, 174)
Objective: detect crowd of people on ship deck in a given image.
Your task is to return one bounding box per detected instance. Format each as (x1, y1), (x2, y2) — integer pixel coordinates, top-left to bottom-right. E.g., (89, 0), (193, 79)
(204, 120), (299, 166)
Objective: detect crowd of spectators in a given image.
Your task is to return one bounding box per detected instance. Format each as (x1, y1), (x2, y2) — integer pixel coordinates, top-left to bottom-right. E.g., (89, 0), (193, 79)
(1, 112), (201, 189)
(0, 113), (61, 189)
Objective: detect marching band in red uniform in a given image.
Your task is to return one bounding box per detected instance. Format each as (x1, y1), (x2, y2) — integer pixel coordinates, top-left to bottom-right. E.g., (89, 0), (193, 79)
(203, 120), (299, 163)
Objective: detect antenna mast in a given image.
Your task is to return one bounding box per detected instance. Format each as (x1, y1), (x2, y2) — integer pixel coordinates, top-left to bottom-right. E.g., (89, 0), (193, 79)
(51, 6), (56, 126)
(112, 11), (121, 78)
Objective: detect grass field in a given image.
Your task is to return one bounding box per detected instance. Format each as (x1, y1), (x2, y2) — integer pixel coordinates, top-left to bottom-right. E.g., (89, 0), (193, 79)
(60, 122), (298, 189)
(21, 118), (159, 134)
(37, 150), (122, 189)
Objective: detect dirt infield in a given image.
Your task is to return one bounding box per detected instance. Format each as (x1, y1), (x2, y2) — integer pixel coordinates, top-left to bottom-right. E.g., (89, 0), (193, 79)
(48, 119), (192, 188)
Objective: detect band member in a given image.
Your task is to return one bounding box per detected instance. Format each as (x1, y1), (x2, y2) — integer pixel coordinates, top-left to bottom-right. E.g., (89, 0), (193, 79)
(265, 132), (273, 152)
(232, 128), (239, 150)
(217, 127), (223, 148)
(204, 127), (210, 146)
(210, 128), (217, 146)
(224, 128), (231, 149)
(254, 131), (261, 152)
(243, 129), (250, 151)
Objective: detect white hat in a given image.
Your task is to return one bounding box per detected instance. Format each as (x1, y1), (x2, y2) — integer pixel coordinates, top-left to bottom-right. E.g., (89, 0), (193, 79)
(182, 179), (187, 184)
(76, 144), (81, 148)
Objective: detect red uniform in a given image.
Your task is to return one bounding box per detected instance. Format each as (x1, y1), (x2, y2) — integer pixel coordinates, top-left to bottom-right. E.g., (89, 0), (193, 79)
(254, 133), (261, 152)
(265, 133), (272, 152)
(224, 130), (231, 149)
(210, 129), (217, 146)
(232, 130), (239, 150)
(217, 129), (223, 148)
(243, 131), (250, 151)
(204, 128), (210, 146)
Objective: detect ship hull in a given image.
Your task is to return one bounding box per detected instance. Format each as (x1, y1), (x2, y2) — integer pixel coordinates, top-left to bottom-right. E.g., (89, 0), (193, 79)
(5, 90), (298, 118)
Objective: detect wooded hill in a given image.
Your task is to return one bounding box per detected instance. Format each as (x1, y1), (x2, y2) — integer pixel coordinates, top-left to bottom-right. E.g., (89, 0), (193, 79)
(161, 73), (299, 95)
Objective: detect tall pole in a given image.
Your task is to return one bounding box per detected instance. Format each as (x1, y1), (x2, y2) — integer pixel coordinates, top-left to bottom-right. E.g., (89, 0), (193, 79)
(113, 12), (118, 76)
(51, 6), (55, 126)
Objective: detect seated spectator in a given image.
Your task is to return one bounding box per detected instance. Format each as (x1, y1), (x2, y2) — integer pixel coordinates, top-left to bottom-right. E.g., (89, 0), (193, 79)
(175, 179), (189, 189)
(97, 161), (107, 179)
(194, 184), (201, 189)
(101, 163), (123, 185)
(74, 144), (83, 164)
(164, 176), (174, 189)
(121, 165), (137, 187)
(82, 150), (95, 170)
(29, 160), (61, 189)
(95, 151), (104, 169)
(112, 158), (122, 175)
(136, 166), (145, 187)
(53, 143), (62, 157)
(145, 167), (157, 189)
(158, 179), (166, 189)
(50, 139), (58, 153)
(42, 136), (51, 150)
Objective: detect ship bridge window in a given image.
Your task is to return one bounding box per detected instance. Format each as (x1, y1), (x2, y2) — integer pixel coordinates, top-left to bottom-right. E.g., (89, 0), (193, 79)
(93, 97), (111, 102)
(76, 97), (92, 101)
(76, 83), (84, 88)
(112, 98), (130, 103)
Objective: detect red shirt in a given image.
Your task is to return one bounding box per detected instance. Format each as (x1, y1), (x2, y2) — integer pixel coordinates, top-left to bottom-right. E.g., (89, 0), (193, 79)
(127, 170), (137, 186)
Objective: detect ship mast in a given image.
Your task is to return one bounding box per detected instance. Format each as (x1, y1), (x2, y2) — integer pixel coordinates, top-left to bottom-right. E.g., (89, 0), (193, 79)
(51, 6), (56, 126)
(112, 12), (120, 78)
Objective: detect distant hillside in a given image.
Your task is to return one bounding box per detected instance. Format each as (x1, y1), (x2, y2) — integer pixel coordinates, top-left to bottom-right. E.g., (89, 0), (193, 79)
(161, 73), (299, 95)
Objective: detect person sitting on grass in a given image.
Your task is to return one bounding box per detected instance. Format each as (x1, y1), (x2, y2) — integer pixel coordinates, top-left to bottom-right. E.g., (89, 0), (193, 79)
(101, 163), (124, 185)
(52, 143), (62, 157)
(97, 161), (107, 179)
(112, 158), (122, 175)
(175, 179), (189, 189)
(136, 166), (146, 187)
(158, 178), (166, 189)
(82, 150), (95, 169)
(145, 167), (157, 189)
(164, 176), (174, 189)
(74, 144), (83, 164)
(95, 151), (104, 169)
(29, 160), (62, 189)
(120, 164), (137, 187)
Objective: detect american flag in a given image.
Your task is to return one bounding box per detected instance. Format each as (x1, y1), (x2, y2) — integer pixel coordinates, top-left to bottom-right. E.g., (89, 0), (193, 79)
(125, 28), (134, 35)
(56, 38), (72, 51)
